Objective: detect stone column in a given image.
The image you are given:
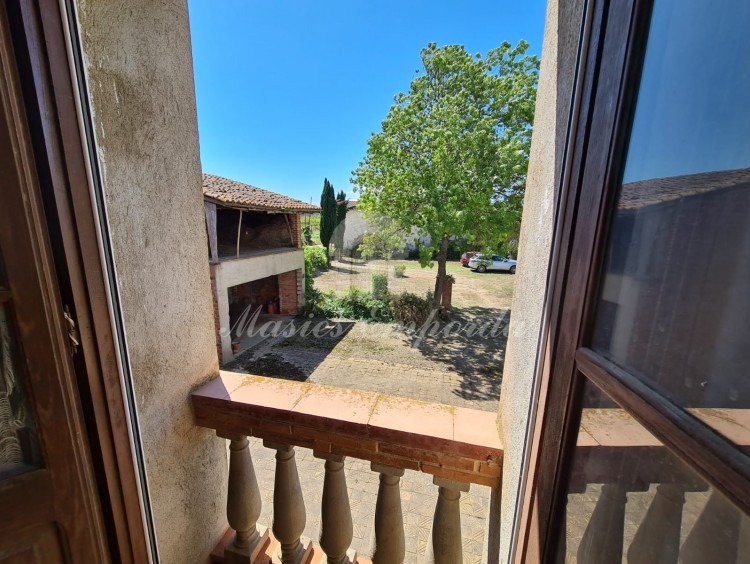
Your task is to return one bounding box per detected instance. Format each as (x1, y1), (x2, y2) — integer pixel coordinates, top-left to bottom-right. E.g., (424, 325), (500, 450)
(427, 476), (469, 564)
(371, 464), (405, 564)
(265, 442), (310, 564)
(219, 433), (266, 563)
(627, 483), (685, 564)
(577, 484), (627, 564)
(318, 454), (354, 564)
(681, 490), (741, 564)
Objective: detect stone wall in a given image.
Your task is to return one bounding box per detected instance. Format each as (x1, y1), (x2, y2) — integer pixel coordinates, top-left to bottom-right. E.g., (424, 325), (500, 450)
(497, 0), (584, 560)
(214, 250), (305, 361)
(210, 264), (224, 364)
(73, 1), (228, 562)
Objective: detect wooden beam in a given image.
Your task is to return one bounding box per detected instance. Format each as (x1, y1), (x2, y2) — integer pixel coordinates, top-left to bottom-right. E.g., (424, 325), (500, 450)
(204, 201), (218, 264)
(236, 209), (243, 258)
(284, 213), (294, 246)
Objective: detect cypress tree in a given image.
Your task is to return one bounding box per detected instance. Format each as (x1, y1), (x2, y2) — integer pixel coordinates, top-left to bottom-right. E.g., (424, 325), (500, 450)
(334, 190), (348, 260)
(319, 178), (337, 265)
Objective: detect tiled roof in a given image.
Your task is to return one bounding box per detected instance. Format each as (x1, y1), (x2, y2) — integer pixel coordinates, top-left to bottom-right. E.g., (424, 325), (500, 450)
(202, 173), (320, 212)
(620, 168), (750, 210)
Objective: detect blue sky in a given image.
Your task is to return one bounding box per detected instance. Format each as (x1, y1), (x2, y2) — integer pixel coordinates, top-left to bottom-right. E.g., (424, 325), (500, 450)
(622, 0), (750, 183)
(188, 0), (547, 204)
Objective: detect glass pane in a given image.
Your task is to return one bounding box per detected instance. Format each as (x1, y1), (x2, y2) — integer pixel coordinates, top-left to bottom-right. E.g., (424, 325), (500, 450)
(0, 304), (43, 479)
(591, 0), (750, 439)
(557, 380), (750, 563)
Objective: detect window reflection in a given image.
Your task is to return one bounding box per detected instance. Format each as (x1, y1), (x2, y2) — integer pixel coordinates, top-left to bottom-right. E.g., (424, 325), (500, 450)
(558, 382), (750, 563)
(0, 304), (43, 479)
(591, 0), (750, 441)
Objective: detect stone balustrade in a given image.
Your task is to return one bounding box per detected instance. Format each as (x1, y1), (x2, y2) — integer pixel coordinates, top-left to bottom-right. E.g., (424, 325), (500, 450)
(192, 371), (504, 563)
(192, 374), (750, 563)
(567, 408), (750, 563)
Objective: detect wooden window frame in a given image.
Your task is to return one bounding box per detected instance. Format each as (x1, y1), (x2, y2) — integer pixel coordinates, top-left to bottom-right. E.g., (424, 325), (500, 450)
(514, 0), (750, 561)
(5, 1), (152, 561)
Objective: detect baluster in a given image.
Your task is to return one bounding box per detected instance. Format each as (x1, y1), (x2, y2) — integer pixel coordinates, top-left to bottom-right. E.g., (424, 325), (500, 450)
(371, 463), (405, 564)
(680, 490), (741, 564)
(318, 453), (354, 563)
(426, 476), (469, 564)
(627, 483), (685, 564)
(264, 441), (311, 564)
(219, 433), (267, 563)
(577, 483), (627, 564)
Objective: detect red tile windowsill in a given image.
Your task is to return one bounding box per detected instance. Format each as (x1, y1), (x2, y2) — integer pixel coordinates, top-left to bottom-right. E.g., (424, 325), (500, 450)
(191, 371), (504, 487)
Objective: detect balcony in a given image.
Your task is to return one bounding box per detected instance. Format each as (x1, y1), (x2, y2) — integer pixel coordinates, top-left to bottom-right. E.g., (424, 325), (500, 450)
(192, 372), (502, 563)
(192, 373), (748, 563)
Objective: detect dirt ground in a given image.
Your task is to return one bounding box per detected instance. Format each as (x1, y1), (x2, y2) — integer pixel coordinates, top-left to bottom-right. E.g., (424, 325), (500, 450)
(313, 258), (515, 310)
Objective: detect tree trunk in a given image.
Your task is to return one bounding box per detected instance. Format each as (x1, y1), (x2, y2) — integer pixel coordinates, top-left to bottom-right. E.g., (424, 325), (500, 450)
(325, 243), (331, 267)
(433, 235), (449, 308)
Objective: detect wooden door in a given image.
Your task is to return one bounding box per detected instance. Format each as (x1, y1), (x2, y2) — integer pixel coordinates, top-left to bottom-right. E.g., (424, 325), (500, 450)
(0, 3), (109, 562)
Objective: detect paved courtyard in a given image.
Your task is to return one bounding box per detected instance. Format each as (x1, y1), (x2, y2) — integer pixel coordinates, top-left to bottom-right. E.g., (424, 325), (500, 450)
(227, 308), (509, 412)
(224, 260), (513, 561)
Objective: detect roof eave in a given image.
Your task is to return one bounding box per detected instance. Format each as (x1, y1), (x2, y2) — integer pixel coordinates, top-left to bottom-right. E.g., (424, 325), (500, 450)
(203, 195), (320, 213)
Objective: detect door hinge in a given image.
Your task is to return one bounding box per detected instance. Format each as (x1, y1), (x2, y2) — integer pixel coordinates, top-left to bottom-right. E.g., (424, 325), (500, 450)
(63, 305), (80, 356)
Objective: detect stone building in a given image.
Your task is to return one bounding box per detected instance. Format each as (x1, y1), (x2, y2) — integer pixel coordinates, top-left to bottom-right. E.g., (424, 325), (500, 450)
(203, 174), (319, 363)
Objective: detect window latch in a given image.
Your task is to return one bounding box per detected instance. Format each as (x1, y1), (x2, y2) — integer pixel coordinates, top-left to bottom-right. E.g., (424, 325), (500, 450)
(63, 305), (80, 356)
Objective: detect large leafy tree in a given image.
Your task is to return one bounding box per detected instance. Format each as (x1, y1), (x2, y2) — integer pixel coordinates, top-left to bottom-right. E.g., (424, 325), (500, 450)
(319, 178), (336, 265)
(352, 41), (539, 306)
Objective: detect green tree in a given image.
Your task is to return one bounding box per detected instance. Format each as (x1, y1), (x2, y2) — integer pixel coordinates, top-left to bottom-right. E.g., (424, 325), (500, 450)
(359, 213), (408, 260)
(333, 189), (348, 260)
(352, 41), (539, 306)
(319, 178), (336, 265)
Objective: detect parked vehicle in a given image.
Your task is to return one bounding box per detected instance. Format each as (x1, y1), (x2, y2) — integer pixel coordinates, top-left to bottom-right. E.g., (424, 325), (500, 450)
(460, 251), (478, 267)
(468, 254), (517, 274)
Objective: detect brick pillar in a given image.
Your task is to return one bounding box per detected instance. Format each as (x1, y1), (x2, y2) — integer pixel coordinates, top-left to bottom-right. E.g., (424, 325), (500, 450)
(289, 213), (302, 247)
(297, 267), (304, 310)
(279, 270), (301, 315)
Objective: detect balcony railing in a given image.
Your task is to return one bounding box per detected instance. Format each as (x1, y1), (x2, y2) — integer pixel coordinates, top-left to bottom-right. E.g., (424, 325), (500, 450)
(191, 371), (503, 563)
(567, 408), (748, 563)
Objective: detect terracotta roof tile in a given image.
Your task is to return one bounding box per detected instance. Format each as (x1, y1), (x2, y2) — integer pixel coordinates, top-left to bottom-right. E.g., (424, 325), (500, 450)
(203, 173), (320, 212)
(620, 167), (750, 210)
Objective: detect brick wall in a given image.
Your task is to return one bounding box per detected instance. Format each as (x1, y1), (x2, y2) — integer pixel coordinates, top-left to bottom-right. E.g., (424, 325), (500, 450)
(279, 268), (303, 315)
(209, 264), (223, 364)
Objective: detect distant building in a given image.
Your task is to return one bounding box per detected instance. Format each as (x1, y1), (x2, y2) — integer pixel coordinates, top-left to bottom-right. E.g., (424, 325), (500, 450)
(203, 173), (320, 362)
(341, 200), (428, 257)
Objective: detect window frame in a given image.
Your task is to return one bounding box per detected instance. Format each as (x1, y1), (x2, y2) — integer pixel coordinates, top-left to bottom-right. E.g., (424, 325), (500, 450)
(514, 0), (750, 560)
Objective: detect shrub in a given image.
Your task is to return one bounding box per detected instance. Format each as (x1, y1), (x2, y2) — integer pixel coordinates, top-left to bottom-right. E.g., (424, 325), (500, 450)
(371, 273), (389, 299)
(302, 225), (314, 246)
(303, 246), (329, 313)
(302, 286), (323, 316)
(390, 291), (434, 326)
(319, 287), (393, 321)
(393, 264), (406, 278)
(304, 245), (328, 272)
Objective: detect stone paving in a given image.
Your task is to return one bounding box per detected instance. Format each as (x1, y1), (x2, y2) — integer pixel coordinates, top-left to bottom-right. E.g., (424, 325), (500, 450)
(226, 308), (509, 562)
(227, 308), (509, 413)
